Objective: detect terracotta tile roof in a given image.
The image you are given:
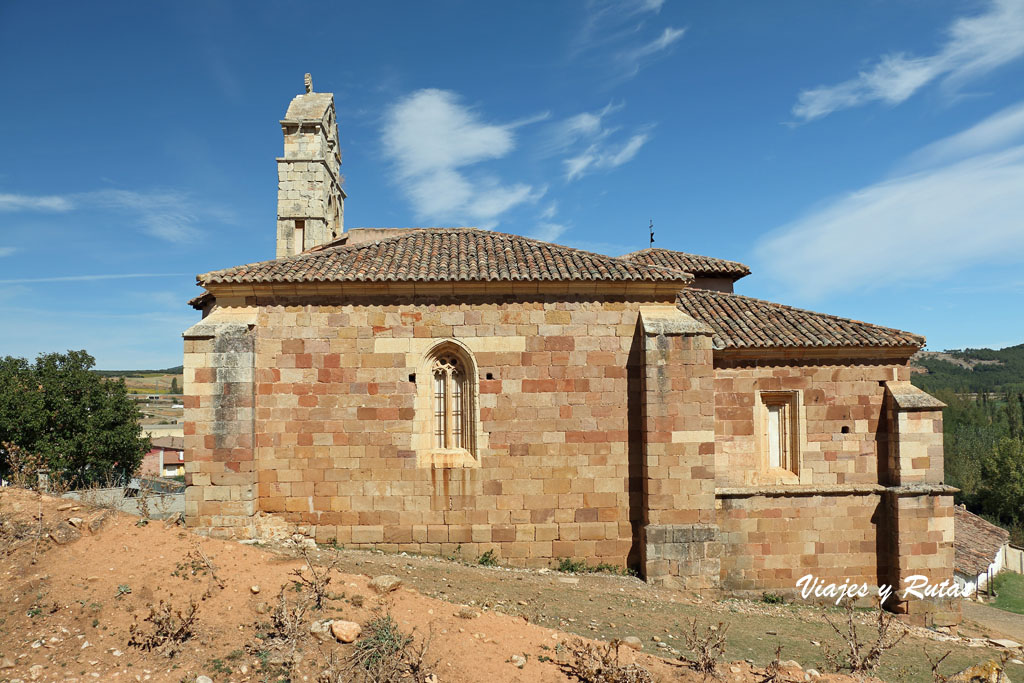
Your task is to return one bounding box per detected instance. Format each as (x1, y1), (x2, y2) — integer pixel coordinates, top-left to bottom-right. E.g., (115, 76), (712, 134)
(150, 436), (184, 451)
(197, 228), (694, 287)
(955, 506), (1010, 577)
(676, 287), (925, 349)
(619, 247), (751, 279)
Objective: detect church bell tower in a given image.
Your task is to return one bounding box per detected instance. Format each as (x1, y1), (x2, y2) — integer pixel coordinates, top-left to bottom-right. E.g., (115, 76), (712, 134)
(276, 73), (345, 258)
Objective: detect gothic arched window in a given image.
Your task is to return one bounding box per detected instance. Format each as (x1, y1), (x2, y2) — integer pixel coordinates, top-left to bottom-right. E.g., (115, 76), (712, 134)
(432, 353), (466, 449)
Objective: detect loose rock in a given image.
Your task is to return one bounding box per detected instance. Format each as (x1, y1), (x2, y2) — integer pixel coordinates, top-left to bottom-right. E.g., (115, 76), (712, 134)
(510, 654), (526, 669)
(49, 522), (81, 545)
(947, 660), (1010, 683)
(369, 575), (402, 594)
(309, 620), (333, 643)
(331, 620), (362, 643)
(250, 585), (260, 594)
(622, 636), (643, 651)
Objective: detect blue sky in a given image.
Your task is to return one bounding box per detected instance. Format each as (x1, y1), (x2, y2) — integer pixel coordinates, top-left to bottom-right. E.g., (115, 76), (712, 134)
(2, 1), (1024, 369)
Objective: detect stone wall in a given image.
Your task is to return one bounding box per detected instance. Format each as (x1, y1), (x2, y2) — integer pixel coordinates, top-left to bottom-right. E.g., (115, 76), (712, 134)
(713, 358), (910, 488)
(248, 295), (671, 566)
(716, 491), (882, 592)
(637, 306), (720, 589)
(183, 314), (257, 538)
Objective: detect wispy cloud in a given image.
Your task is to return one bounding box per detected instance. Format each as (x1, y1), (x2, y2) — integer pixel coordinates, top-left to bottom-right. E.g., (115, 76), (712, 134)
(0, 247), (16, 258)
(381, 89), (543, 228)
(0, 189), (233, 243)
(900, 100), (1024, 171)
(757, 108), (1024, 297)
(574, 0), (685, 82)
(793, 0), (1024, 122)
(565, 131), (650, 181)
(0, 273), (189, 284)
(547, 102), (653, 181)
(0, 193), (73, 211)
(617, 27), (686, 80)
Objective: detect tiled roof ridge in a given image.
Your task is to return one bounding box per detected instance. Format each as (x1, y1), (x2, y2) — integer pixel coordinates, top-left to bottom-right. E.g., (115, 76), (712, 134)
(197, 227), (695, 286)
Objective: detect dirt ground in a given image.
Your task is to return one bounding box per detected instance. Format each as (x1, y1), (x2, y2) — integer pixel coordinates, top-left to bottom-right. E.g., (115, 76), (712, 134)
(0, 487), (1019, 683)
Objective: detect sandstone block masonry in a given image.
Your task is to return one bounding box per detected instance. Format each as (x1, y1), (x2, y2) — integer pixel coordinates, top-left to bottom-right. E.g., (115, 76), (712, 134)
(184, 294), (954, 618)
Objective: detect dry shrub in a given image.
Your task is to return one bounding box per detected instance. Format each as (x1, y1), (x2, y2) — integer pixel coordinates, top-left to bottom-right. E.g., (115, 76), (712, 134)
(249, 587), (310, 673)
(292, 545), (335, 609)
(341, 608), (435, 683)
(760, 644), (783, 683)
(3, 442), (53, 491)
(127, 599), (199, 657)
(560, 638), (654, 683)
(926, 649), (952, 683)
(679, 618), (729, 676)
(822, 601), (907, 674)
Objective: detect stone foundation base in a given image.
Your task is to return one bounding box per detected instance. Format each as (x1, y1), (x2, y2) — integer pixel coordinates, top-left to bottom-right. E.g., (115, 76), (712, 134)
(642, 524), (720, 589)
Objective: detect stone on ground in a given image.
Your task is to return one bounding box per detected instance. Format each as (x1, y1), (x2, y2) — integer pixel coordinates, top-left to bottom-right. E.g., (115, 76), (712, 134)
(49, 522), (81, 545)
(622, 636), (643, 651)
(331, 620), (362, 643)
(369, 574), (402, 594)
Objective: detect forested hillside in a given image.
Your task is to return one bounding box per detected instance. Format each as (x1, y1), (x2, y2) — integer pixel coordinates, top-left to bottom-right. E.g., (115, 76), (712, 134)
(910, 344), (1024, 545)
(912, 343), (1024, 393)
(930, 388), (1024, 545)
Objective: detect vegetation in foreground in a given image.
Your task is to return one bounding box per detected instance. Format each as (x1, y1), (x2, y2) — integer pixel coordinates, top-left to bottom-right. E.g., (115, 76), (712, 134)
(991, 572), (1024, 616)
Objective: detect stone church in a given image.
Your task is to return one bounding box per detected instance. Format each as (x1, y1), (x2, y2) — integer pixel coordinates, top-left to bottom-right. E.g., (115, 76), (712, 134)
(184, 79), (956, 621)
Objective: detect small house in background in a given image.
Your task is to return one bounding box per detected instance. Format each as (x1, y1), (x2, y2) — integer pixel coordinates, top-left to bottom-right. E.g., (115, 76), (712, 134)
(954, 505), (1011, 597)
(142, 436), (185, 478)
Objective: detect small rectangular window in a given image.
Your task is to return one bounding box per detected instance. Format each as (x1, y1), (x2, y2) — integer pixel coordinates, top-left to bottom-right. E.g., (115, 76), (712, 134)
(761, 392), (797, 474)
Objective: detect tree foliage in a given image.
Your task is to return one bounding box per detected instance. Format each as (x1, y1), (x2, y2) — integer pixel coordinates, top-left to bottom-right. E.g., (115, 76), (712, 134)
(0, 350), (148, 486)
(936, 387), (1024, 544)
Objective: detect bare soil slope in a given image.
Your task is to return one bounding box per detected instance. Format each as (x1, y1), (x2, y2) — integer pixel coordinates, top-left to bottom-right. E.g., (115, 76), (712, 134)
(0, 488), (1015, 683)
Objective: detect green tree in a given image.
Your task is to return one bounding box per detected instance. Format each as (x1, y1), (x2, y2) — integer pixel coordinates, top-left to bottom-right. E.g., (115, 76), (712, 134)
(978, 437), (1024, 527)
(0, 350), (148, 486)
(169, 376), (180, 395)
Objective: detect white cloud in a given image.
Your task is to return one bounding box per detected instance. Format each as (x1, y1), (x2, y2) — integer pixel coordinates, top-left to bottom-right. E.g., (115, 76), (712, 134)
(0, 193), (73, 211)
(382, 89), (542, 227)
(0, 247), (16, 258)
(756, 144), (1024, 298)
(565, 132), (651, 181)
(901, 100), (1024, 170)
(793, 0), (1024, 121)
(0, 188), (231, 243)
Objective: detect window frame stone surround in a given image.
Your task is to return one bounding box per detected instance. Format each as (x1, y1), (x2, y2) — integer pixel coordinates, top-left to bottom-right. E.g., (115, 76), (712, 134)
(412, 339), (482, 469)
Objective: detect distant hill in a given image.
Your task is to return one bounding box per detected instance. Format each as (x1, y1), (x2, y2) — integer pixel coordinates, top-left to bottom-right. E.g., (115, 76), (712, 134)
(911, 344), (1024, 394)
(93, 365), (183, 378)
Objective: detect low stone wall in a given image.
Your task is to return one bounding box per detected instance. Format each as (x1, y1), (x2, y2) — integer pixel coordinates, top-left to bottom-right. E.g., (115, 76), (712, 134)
(716, 490), (882, 592)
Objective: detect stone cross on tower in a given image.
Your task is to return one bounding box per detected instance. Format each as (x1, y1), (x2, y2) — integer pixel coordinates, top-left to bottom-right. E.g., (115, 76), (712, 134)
(275, 76), (346, 259)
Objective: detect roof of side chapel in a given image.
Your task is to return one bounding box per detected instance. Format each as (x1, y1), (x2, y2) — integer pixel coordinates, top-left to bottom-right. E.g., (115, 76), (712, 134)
(676, 287), (924, 349)
(619, 247), (751, 279)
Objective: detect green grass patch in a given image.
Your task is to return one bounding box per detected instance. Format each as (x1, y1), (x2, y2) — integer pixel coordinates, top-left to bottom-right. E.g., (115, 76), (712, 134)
(555, 557), (635, 576)
(992, 572), (1024, 615)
